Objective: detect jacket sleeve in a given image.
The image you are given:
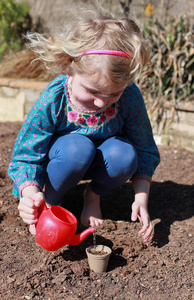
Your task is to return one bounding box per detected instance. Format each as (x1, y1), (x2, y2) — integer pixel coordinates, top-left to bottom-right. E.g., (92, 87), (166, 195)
(8, 75), (67, 197)
(120, 83), (160, 182)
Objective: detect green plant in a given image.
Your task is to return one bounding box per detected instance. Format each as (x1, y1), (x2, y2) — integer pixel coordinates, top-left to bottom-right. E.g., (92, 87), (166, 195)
(137, 16), (194, 130)
(0, 0), (30, 60)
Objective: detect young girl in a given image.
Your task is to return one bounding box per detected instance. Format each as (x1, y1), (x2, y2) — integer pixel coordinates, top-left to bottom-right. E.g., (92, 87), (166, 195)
(8, 4), (160, 242)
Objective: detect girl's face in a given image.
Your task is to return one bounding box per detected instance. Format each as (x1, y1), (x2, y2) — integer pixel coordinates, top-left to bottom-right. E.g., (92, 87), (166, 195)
(70, 73), (126, 112)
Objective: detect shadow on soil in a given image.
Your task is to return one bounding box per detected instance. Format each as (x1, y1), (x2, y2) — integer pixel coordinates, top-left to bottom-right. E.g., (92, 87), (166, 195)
(149, 181), (194, 247)
(51, 234), (127, 270)
(62, 180), (194, 249)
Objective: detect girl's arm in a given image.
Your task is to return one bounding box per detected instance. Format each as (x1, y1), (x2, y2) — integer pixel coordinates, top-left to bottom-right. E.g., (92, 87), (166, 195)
(131, 178), (153, 242)
(8, 75), (67, 197)
(121, 83), (160, 183)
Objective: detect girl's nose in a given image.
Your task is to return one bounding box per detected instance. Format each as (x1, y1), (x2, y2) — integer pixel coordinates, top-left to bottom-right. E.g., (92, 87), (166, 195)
(94, 98), (107, 108)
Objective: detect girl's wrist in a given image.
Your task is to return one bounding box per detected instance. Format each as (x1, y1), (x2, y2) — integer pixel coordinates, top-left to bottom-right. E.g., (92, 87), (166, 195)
(19, 180), (42, 198)
(134, 194), (148, 207)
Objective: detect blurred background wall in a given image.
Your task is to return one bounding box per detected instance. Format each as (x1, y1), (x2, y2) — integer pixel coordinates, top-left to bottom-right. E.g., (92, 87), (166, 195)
(24, 0), (193, 32)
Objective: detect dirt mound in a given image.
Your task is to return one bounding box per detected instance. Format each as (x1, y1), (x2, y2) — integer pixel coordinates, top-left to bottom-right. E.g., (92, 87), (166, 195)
(0, 122), (193, 299)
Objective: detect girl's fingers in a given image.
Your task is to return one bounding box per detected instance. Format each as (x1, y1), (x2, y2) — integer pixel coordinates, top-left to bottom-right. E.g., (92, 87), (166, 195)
(19, 209), (39, 224)
(142, 223), (153, 242)
(138, 220), (149, 235)
(18, 198), (35, 213)
(131, 203), (139, 221)
(138, 220), (153, 241)
(29, 224), (36, 235)
(137, 215), (143, 226)
(21, 218), (38, 225)
(18, 205), (37, 215)
(34, 192), (45, 207)
(19, 196), (35, 206)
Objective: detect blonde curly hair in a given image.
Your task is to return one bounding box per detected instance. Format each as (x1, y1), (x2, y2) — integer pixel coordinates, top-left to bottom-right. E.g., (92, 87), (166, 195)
(25, 2), (150, 85)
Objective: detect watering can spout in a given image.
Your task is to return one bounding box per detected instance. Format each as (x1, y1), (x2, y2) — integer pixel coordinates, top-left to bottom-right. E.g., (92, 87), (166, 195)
(69, 227), (95, 246)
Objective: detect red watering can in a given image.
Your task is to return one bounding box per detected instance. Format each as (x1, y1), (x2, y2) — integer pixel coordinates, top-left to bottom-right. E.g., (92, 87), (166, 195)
(35, 202), (95, 251)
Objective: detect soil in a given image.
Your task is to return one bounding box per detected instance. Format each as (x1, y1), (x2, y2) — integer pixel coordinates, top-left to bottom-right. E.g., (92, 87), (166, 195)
(88, 249), (108, 256)
(0, 121), (193, 300)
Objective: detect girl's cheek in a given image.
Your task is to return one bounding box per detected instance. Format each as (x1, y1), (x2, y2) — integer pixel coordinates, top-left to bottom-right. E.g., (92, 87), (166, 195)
(74, 92), (93, 103)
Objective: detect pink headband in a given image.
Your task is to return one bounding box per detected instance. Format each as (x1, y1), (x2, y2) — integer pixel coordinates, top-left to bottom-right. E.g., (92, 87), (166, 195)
(80, 50), (132, 59)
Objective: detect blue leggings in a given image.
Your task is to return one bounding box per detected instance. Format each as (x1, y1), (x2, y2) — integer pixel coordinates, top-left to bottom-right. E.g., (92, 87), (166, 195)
(45, 134), (138, 205)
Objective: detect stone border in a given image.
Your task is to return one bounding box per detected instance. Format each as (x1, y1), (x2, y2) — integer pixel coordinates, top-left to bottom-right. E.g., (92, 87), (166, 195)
(0, 77), (49, 91)
(0, 77), (49, 122)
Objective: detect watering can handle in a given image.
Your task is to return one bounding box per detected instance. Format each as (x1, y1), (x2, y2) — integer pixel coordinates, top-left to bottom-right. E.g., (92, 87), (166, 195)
(38, 201), (48, 216)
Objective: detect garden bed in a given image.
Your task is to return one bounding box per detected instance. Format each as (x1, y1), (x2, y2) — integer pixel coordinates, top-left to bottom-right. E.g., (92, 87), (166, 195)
(0, 121), (193, 299)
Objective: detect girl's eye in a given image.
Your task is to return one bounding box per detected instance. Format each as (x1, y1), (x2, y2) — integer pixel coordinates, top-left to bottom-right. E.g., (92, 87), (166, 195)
(90, 90), (98, 95)
(85, 88), (94, 94)
(109, 92), (122, 98)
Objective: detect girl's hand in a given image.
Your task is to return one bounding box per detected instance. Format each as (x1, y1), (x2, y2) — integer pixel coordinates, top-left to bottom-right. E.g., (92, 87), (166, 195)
(18, 186), (45, 234)
(131, 178), (152, 242)
(18, 192), (45, 225)
(131, 200), (153, 242)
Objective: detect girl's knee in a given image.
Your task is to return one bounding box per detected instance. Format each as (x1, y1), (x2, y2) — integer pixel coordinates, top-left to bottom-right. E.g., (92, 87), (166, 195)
(113, 144), (137, 176)
(49, 134), (96, 164)
(100, 137), (138, 176)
